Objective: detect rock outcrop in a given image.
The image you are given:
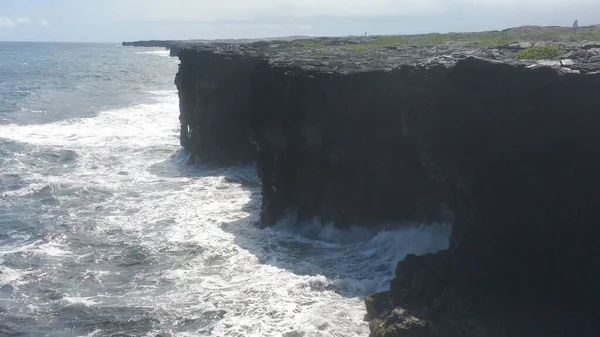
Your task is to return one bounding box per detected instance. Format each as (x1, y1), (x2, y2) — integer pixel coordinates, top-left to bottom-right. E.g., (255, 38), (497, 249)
(122, 36), (315, 57)
(122, 40), (176, 48)
(173, 37), (600, 336)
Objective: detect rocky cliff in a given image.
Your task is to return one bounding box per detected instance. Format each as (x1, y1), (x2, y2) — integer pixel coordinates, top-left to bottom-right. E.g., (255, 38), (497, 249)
(122, 40), (175, 48)
(174, 37), (600, 336)
(122, 36), (315, 57)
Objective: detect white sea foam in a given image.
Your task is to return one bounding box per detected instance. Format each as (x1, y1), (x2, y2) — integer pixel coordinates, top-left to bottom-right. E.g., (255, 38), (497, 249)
(0, 89), (451, 336)
(63, 296), (99, 306)
(0, 267), (29, 287)
(136, 50), (171, 57)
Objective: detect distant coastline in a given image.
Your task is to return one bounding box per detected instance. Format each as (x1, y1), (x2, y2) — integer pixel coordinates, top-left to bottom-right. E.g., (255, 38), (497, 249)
(122, 24), (600, 54)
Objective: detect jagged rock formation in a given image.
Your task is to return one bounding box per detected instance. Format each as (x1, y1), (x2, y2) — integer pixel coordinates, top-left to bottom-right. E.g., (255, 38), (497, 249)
(173, 37), (600, 336)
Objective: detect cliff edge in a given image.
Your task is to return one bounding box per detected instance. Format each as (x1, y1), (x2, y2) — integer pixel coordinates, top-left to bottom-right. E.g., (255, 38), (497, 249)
(173, 33), (600, 336)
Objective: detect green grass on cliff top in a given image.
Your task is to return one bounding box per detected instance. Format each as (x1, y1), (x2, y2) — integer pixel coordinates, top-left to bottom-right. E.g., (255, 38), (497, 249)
(294, 25), (600, 53)
(361, 25), (600, 48)
(515, 46), (565, 59)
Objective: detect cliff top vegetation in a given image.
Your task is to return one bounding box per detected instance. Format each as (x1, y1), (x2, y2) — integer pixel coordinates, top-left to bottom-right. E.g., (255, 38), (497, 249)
(288, 25), (600, 52)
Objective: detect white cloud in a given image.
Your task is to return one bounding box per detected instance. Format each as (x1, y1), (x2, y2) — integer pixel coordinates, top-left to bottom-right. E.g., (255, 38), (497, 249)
(16, 17), (32, 24)
(0, 17), (15, 28)
(2, 0), (599, 41)
(93, 0), (599, 22)
(0, 16), (36, 28)
(101, 0), (443, 21)
(456, 0), (596, 6)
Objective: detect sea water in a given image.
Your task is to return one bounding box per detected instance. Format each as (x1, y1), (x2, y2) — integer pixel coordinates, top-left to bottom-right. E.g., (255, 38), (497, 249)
(0, 42), (450, 337)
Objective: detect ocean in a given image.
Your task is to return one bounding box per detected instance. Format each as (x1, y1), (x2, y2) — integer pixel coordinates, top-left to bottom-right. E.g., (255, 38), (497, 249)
(0, 42), (450, 337)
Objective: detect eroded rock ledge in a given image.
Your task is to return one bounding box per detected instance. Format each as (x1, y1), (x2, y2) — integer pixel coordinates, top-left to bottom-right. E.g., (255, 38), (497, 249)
(174, 38), (600, 336)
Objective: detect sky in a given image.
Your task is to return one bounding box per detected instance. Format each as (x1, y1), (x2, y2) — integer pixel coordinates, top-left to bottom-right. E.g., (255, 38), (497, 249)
(0, 0), (599, 42)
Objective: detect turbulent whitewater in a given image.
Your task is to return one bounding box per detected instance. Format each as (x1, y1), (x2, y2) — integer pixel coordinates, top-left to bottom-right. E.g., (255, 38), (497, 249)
(0, 42), (449, 337)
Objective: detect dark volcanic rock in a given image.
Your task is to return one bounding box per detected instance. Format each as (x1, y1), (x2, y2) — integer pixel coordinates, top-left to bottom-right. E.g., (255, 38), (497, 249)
(173, 37), (600, 336)
(389, 252), (449, 309)
(181, 39), (600, 74)
(248, 64), (445, 226)
(122, 40), (183, 57)
(402, 56), (600, 303)
(365, 291), (392, 320)
(122, 40), (175, 48)
(370, 272), (600, 337)
(370, 308), (438, 337)
(122, 36), (314, 57)
(175, 50), (261, 165)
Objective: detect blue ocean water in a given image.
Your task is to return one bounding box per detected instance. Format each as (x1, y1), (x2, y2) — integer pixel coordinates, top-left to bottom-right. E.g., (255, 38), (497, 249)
(0, 43), (176, 125)
(0, 42), (449, 337)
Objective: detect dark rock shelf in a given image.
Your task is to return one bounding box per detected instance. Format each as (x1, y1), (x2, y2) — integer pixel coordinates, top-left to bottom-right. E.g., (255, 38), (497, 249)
(182, 38), (600, 74)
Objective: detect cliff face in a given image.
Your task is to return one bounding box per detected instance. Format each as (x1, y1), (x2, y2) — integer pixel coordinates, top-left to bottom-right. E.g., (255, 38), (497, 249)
(175, 50), (260, 165)
(250, 66), (445, 226)
(399, 59), (600, 303)
(374, 59), (600, 336)
(174, 39), (600, 335)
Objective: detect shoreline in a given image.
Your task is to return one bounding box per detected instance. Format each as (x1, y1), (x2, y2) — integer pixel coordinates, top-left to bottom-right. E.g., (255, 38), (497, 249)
(148, 25), (600, 336)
